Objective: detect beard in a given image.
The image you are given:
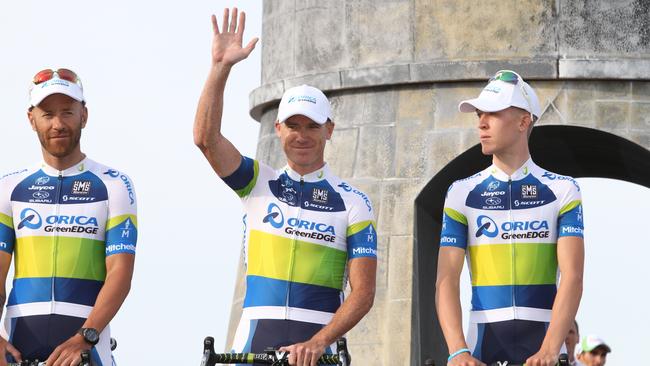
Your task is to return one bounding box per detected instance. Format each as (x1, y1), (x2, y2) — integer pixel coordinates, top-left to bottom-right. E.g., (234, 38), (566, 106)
(37, 126), (82, 158)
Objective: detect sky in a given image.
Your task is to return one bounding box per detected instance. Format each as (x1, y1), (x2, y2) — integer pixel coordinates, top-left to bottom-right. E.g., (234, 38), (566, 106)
(0, 1), (648, 365)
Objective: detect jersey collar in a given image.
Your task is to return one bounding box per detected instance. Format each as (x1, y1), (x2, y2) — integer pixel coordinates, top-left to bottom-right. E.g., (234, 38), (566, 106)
(40, 157), (91, 177)
(488, 157), (536, 181)
(282, 163), (331, 183)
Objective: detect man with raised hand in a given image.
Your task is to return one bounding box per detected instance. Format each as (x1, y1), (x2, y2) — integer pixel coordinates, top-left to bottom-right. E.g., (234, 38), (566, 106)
(0, 68), (137, 365)
(194, 8), (377, 366)
(435, 70), (584, 366)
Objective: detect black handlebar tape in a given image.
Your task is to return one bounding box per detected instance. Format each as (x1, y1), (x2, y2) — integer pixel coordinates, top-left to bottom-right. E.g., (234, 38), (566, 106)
(424, 358), (435, 365)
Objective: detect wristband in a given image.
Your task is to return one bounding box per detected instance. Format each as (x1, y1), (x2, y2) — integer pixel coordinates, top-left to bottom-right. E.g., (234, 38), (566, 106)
(447, 348), (470, 362)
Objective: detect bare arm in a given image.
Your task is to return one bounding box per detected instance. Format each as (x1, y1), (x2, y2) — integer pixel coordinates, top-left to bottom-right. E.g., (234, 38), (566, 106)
(528, 236), (584, 365)
(46, 254), (135, 366)
(193, 8), (258, 178)
(282, 257), (376, 366)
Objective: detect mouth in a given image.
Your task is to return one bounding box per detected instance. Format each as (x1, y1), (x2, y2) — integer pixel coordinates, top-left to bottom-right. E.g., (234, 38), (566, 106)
(479, 135), (491, 141)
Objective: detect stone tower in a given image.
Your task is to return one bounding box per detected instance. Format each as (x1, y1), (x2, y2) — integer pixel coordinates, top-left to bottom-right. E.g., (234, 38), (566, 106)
(228, 1), (650, 365)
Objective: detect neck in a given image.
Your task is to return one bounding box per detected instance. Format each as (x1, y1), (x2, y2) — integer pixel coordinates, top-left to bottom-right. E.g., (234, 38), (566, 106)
(492, 152), (530, 175)
(43, 149), (86, 171)
(286, 160), (325, 176)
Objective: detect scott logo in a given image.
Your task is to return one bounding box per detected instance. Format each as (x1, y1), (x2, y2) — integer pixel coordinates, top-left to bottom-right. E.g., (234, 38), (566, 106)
(18, 208), (42, 230)
(475, 215), (498, 238)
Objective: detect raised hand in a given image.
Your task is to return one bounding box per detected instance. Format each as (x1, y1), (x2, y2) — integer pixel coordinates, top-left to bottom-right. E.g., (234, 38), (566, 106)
(211, 7), (258, 67)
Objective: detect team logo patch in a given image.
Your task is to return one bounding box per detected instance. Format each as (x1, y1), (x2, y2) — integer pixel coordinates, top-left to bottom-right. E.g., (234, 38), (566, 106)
(312, 188), (328, 204)
(521, 184), (537, 199)
(72, 180), (92, 195)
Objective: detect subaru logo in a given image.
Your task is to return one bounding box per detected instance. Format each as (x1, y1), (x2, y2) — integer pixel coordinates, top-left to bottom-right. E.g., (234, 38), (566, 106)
(17, 208), (42, 230)
(485, 197), (501, 205)
(262, 203), (284, 229)
(475, 215), (498, 238)
(32, 191), (50, 199)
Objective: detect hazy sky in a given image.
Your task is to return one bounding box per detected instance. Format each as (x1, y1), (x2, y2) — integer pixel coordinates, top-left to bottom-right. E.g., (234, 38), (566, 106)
(0, 2), (647, 365)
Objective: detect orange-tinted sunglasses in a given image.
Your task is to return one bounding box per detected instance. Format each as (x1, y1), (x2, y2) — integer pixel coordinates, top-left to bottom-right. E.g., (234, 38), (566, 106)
(32, 68), (81, 86)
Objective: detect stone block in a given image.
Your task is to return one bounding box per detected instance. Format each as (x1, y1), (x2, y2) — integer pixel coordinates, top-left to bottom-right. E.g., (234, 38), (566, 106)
(426, 130), (464, 175)
(595, 101), (630, 130)
(294, 7), (348, 75)
(263, 0), (296, 17)
(395, 120), (430, 179)
(329, 90), (367, 128)
(325, 128), (359, 178)
(355, 125), (396, 178)
(559, 59), (650, 79)
(256, 134), (284, 169)
(564, 83), (596, 124)
(378, 179), (425, 236)
(375, 235), (390, 291)
(345, 1), (413, 67)
(414, 0), (556, 61)
(433, 83), (480, 130)
(594, 81), (631, 99)
(531, 81), (566, 118)
(361, 89), (399, 125)
(261, 15), (294, 84)
(341, 65), (411, 89)
(388, 235), (414, 300)
(559, 0), (650, 57)
(632, 82), (650, 101)
(630, 102), (650, 130)
(397, 86), (436, 128)
(347, 343), (383, 365)
(285, 72), (342, 92)
(295, 0), (338, 11)
(384, 299), (412, 365)
(258, 108), (278, 138)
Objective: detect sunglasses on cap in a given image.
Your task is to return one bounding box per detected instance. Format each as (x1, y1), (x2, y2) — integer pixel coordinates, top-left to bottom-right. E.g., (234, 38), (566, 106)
(490, 69), (534, 121)
(32, 68), (83, 88)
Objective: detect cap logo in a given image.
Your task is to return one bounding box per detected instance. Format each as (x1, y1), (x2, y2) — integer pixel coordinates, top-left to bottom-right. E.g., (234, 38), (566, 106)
(288, 95), (317, 104)
(41, 79), (71, 89)
(484, 85), (501, 94)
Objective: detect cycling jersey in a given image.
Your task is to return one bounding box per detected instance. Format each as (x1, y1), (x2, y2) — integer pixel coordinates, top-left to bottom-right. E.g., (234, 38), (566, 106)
(0, 158), (137, 365)
(223, 157), (377, 352)
(439, 158), (583, 361)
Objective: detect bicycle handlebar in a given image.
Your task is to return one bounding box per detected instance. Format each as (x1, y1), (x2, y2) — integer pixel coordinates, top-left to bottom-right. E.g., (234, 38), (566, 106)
(423, 353), (569, 366)
(200, 336), (350, 366)
(7, 350), (92, 366)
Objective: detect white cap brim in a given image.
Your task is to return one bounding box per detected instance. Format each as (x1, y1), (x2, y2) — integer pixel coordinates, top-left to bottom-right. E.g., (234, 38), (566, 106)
(458, 97), (511, 114)
(30, 79), (84, 107)
(278, 107), (328, 124)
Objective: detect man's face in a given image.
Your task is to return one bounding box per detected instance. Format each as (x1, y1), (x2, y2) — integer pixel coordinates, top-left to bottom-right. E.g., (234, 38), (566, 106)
(28, 94), (87, 159)
(578, 347), (608, 366)
(275, 115), (334, 171)
(476, 107), (528, 156)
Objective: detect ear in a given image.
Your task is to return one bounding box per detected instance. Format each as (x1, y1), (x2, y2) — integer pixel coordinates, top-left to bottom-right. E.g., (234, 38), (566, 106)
(274, 120), (282, 137)
(81, 105), (89, 129)
(325, 120), (335, 139)
(27, 110), (37, 131)
(519, 112), (532, 133)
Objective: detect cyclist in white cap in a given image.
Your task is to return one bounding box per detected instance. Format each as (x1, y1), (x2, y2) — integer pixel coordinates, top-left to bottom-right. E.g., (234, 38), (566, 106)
(575, 335), (610, 366)
(435, 70), (585, 366)
(0, 68), (137, 366)
(194, 8), (377, 366)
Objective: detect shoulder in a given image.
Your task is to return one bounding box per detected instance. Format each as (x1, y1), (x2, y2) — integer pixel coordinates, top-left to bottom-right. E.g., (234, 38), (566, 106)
(330, 176), (374, 213)
(87, 160), (136, 203)
(447, 170), (486, 198)
(533, 166), (581, 193)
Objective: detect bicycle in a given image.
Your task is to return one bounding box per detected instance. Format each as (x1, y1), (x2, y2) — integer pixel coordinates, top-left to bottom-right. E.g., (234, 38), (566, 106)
(200, 336), (351, 366)
(423, 353), (569, 366)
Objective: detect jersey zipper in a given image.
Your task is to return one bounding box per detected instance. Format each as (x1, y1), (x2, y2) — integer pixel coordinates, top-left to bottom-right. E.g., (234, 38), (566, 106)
(508, 178), (516, 318)
(284, 177), (304, 319)
(51, 173), (63, 314)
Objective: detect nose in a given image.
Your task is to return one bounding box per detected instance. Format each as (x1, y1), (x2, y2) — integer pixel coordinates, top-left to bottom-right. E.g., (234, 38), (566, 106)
(51, 115), (66, 130)
(477, 113), (488, 130)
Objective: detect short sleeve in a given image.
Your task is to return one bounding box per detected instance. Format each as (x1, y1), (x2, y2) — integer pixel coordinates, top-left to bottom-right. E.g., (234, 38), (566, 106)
(440, 183), (468, 249)
(222, 156), (259, 198)
(346, 192), (377, 260)
(557, 180), (584, 238)
(105, 172), (138, 256)
(0, 178), (15, 254)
